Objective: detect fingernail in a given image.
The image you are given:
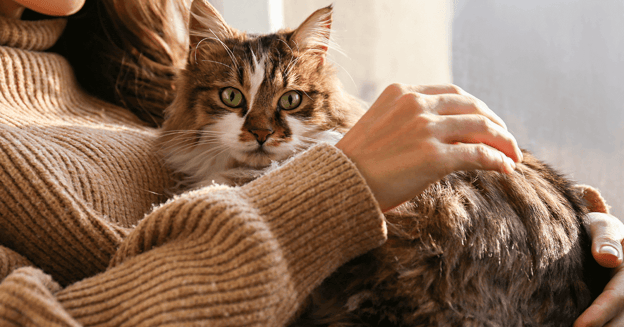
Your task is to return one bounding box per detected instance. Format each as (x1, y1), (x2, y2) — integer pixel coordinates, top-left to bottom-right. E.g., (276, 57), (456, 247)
(504, 156), (516, 173)
(599, 245), (620, 257)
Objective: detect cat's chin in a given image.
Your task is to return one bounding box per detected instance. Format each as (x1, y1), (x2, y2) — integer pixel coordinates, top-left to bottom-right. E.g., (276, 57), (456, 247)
(231, 146), (284, 168)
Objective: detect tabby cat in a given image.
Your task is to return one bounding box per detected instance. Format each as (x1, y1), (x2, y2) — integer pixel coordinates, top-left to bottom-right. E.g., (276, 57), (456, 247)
(158, 1), (609, 326)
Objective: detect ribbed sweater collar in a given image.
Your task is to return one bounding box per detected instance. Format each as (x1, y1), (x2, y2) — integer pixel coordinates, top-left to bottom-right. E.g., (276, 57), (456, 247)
(0, 16), (66, 51)
(0, 16), (145, 127)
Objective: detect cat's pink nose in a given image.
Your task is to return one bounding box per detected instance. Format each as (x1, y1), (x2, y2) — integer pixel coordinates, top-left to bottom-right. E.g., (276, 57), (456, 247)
(249, 128), (274, 144)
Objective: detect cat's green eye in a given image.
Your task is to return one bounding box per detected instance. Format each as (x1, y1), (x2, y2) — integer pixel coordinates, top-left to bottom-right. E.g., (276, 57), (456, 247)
(279, 91), (302, 110)
(220, 87), (244, 108)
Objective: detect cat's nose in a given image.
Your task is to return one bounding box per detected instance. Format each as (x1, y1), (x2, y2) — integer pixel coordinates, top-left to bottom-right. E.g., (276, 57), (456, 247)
(249, 128), (274, 145)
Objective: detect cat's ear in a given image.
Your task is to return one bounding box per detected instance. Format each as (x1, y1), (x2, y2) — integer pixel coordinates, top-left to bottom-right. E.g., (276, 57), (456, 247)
(290, 5), (333, 66)
(188, 0), (234, 61)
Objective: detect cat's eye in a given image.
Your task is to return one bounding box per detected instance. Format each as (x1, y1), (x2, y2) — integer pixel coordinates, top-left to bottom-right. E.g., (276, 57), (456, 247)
(220, 87), (244, 108)
(279, 91), (302, 110)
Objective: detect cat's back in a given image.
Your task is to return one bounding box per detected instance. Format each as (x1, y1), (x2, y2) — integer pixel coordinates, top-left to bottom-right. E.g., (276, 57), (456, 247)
(294, 150), (609, 327)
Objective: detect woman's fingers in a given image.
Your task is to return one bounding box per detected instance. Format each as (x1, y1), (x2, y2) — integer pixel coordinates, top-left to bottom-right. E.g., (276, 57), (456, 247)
(370, 84), (509, 133)
(443, 143), (517, 175)
(405, 84), (507, 130)
(426, 93), (508, 131)
(410, 84), (467, 96)
(584, 212), (624, 268)
(574, 211), (624, 326)
(434, 114), (523, 163)
(574, 264), (624, 327)
(337, 83), (520, 212)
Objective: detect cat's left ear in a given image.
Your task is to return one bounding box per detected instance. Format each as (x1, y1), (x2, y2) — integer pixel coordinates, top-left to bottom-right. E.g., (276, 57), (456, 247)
(290, 5), (333, 66)
(188, 0), (235, 64)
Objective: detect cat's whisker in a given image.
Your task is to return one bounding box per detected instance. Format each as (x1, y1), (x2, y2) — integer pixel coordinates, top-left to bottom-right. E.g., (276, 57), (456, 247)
(207, 30), (239, 69)
(277, 40), (297, 80)
(328, 58), (357, 91)
(292, 40), (301, 52)
(166, 142), (229, 160)
(159, 131), (231, 155)
(158, 137), (200, 150)
(159, 136), (214, 152)
(295, 135), (322, 142)
(285, 48), (316, 78)
(193, 37), (210, 64)
(283, 80), (314, 101)
(284, 57), (297, 78)
(282, 43), (307, 78)
(161, 129), (228, 139)
(195, 139), (226, 147)
(159, 130), (199, 137)
(277, 38), (294, 54)
(201, 59), (233, 70)
(197, 130), (229, 136)
(290, 83), (313, 101)
(197, 144), (231, 161)
(159, 143), (198, 156)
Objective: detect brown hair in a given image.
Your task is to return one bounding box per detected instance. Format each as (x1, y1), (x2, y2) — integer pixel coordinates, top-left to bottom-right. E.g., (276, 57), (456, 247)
(50, 0), (190, 127)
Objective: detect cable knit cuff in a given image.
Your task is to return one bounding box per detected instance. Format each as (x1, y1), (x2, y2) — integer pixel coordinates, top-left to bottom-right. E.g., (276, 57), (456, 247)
(242, 143), (387, 301)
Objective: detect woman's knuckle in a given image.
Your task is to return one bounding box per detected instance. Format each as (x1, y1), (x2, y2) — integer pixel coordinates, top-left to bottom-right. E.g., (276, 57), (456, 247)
(476, 98), (491, 112)
(474, 114), (491, 130)
(447, 83), (463, 94)
(385, 83), (406, 96)
(414, 114), (436, 132)
(473, 145), (495, 163)
(397, 92), (424, 109)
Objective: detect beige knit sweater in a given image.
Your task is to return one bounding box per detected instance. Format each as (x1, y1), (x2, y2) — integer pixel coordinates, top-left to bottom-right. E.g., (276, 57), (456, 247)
(0, 16), (387, 326)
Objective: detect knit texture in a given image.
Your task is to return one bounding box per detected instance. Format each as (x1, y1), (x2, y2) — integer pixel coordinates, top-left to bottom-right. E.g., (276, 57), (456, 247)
(0, 16), (387, 326)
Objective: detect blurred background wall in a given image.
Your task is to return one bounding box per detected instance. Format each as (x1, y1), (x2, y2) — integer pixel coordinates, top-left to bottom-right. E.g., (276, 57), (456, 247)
(210, 0), (622, 217)
(453, 1), (624, 217)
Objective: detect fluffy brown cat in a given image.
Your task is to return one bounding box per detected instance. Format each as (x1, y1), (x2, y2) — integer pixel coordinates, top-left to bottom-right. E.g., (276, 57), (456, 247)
(158, 1), (609, 326)
(158, 1), (361, 188)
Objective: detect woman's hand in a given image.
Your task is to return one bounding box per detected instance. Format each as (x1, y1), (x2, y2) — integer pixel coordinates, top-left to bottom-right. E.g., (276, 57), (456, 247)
(336, 83), (523, 212)
(575, 212), (624, 327)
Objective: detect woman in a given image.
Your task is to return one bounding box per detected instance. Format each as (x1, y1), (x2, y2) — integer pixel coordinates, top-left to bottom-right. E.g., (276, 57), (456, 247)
(0, 0), (621, 326)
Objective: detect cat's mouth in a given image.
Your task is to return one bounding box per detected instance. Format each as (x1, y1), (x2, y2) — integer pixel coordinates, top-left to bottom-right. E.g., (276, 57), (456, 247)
(233, 144), (280, 167)
(248, 146), (269, 155)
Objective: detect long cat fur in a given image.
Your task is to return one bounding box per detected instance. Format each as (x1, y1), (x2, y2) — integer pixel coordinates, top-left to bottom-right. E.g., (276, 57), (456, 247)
(158, 1), (610, 326)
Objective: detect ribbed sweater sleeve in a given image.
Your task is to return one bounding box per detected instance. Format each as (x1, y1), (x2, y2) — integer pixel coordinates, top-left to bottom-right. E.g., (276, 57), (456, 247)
(50, 143), (386, 326)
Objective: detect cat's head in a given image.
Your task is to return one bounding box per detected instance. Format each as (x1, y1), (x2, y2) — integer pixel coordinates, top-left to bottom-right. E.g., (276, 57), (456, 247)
(159, 0), (363, 186)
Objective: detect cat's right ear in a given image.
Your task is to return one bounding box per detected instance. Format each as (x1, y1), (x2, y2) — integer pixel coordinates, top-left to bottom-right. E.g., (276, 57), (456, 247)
(188, 0), (234, 63)
(290, 5), (333, 66)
